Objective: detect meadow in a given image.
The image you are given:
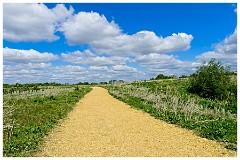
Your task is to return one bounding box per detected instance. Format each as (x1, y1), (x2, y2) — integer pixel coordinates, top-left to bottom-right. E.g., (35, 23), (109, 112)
(105, 78), (237, 151)
(3, 75), (237, 156)
(3, 84), (91, 156)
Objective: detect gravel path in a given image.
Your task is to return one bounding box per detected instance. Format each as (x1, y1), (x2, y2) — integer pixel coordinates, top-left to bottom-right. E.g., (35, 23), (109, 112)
(36, 87), (236, 157)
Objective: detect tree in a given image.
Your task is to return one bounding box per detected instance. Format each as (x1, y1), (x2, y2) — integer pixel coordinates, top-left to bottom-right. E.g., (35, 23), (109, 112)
(109, 80), (117, 84)
(155, 74), (168, 79)
(155, 74), (176, 80)
(118, 80), (124, 83)
(179, 75), (188, 78)
(169, 75), (177, 79)
(188, 59), (233, 100)
(100, 82), (108, 84)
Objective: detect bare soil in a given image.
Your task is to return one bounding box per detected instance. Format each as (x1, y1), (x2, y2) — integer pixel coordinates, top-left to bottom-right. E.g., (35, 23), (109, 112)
(35, 87), (236, 157)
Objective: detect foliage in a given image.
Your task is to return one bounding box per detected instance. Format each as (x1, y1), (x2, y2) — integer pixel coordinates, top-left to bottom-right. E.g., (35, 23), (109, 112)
(3, 86), (92, 157)
(155, 74), (176, 80)
(100, 82), (108, 84)
(179, 75), (188, 78)
(188, 59), (236, 101)
(105, 78), (237, 151)
(3, 82), (63, 88)
(77, 82), (90, 85)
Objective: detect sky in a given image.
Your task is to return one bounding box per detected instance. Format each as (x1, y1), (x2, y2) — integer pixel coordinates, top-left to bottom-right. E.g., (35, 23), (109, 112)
(3, 3), (237, 84)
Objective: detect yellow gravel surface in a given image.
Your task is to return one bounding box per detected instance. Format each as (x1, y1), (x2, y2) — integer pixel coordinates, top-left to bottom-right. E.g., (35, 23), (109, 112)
(36, 87), (236, 157)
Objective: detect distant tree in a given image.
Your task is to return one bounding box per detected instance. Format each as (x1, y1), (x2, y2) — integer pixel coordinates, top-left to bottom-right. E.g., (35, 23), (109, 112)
(100, 82), (108, 84)
(118, 80), (124, 83)
(83, 82), (89, 85)
(109, 80), (117, 84)
(179, 75), (188, 78)
(169, 75), (177, 79)
(3, 84), (10, 88)
(156, 74), (167, 79)
(155, 74), (175, 80)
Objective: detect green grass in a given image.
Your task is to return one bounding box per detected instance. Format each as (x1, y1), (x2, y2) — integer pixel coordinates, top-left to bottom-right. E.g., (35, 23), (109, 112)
(3, 86), (92, 157)
(105, 79), (237, 151)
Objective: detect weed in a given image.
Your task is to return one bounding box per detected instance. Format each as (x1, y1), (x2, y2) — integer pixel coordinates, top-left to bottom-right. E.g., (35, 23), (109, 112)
(105, 79), (237, 151)
(3, 86), (91, 157)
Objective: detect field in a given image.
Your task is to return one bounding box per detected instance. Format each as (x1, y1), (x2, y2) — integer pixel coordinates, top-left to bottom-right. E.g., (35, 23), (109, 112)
(104, 78), (237, 151)
(2, 77), (237, 156)
(3, 84), (91, 156)
(35, 87), (236, 157)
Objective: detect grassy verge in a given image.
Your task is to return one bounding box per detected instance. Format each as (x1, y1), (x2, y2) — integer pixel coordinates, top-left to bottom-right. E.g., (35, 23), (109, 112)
(105, 79), (237, 151)
(3, 86), (92, 157)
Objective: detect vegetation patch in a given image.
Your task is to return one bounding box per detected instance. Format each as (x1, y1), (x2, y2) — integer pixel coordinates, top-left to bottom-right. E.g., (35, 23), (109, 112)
(105, 77), (237, 151)
(3, 86), (92, 157)
(188, 59), (237, 102)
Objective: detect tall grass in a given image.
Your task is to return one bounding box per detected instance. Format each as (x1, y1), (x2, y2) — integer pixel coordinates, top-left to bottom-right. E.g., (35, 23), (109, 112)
(106, 79), (237, 151)
(3, 86), (92, 157)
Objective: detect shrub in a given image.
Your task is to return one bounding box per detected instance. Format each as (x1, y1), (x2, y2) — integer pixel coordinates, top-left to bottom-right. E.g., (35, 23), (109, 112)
(155, 74), (176, 80)
(188, 59), (234, 100)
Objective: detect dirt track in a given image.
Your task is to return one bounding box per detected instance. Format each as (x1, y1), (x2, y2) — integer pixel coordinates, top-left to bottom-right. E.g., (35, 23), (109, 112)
(36, 87), (236, 157)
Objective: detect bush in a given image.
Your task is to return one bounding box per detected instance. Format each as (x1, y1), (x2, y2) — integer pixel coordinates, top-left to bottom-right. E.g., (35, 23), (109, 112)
(155, 74), (176, 80)
(188, 59), (234, 100)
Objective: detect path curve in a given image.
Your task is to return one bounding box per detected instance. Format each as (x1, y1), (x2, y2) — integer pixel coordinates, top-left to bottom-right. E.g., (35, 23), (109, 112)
(36, 87), (236, 157)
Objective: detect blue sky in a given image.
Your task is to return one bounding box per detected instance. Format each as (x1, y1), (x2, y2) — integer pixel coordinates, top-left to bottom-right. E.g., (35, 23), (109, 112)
(3, 3), (237, 84)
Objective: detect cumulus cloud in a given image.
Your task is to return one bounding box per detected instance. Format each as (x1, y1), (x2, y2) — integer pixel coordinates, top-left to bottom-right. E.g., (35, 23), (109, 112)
(3, 64), (89, 84)
(52, 4), (74, 25)
(3, 3), (73, 42)
(4, 63), (52, 71)
(90, 31), (193, 56)
(136, 53), (183, 68)
(89, 66), (109, 71)
(61, 11), (121, 44)
(61, 11), (193, 56)
(61, 50), (129, 66)
(196, 28), (237, 69)
(134, 53), (198, 76)
(3, 62), (142, 84)
(55, 65), (86, 73)
(3, 64), (53, 84)
(112, 65), (137, 72)
(3, 47), (59, 63)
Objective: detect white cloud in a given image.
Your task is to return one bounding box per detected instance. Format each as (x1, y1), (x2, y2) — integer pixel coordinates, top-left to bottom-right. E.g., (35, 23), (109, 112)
(89, 66), (109, 71)
(3, 64), (53, 84)
(61, 11), (121, 44)
(52, 4), (74, 25)
(61, 50), (129, 66)
(112, 65), (137, 72)
(55, 65), (86, 74)
(3, 47), (59, 63)
(196, 28), (237, 69)
(61, 11), (193, 56)
(3, 64), (88, 84)
(4, 63), (52, 70)
(136, 53), (183, 68)
(3, 3), (73, 42)
(90, 31), (193, 56)
(134, 53), (198, 77)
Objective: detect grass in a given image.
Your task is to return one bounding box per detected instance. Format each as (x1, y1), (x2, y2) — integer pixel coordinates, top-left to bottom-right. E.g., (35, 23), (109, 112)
(105, 78), (237, 151)
(3, 86), (92, 157)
